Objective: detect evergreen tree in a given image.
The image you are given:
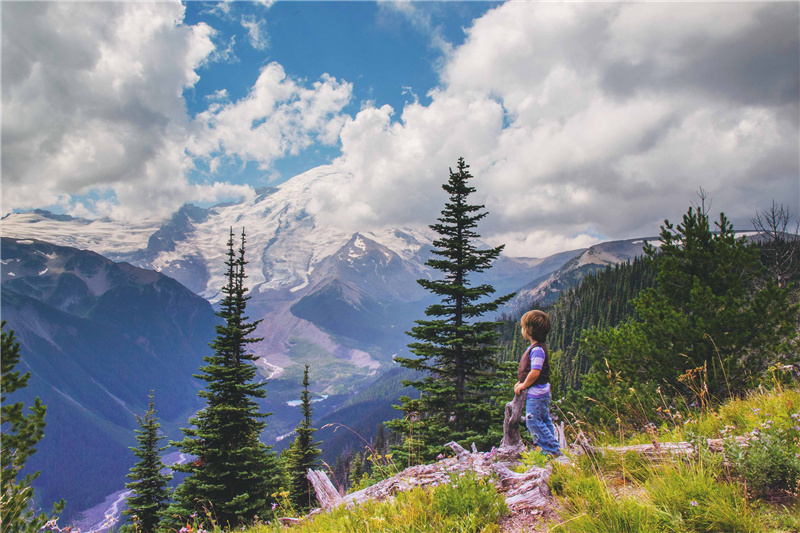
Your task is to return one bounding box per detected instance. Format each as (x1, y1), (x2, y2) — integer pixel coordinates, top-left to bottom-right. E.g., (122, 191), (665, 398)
(285, 365), (321, 512)
(166, 229), (279, 529)
(573, 198), (798, 427)
(1, 321), (63, 533)
(348, 453), (364, 488)
(388, 158), (514, 463)
(373, 423), (386, 456)
(121, 392), (171, 533)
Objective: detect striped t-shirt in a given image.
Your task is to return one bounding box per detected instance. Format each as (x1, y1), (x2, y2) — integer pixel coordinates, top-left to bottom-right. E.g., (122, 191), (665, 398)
(527, 345), (550, 399)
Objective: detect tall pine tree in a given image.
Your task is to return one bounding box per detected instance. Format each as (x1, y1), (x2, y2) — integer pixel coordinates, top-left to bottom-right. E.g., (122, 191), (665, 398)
(1, 322), (63, 533)
(285, 364), (321, 512)
(388, 158), (513, 462)
(121, 392), (171, 533)
(166, 229), (279, 529)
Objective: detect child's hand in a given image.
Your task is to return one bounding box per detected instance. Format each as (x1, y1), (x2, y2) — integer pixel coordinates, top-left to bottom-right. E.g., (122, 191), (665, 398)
(514, 382), (525, 396)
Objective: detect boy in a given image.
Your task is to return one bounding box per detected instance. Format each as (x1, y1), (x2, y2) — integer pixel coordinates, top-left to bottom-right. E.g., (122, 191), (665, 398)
(513, 309), (561, 457)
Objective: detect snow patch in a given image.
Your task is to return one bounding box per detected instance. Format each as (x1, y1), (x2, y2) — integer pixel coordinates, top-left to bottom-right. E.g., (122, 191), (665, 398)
(91, 379), (138, 417)
(276, 430), (296, 442)
(286, 394), (329, 407)
(38, 268), (48, 276)
(16, 239), (34, 244)
(290, 279), (310, 293)
(255, 358), (284, 380)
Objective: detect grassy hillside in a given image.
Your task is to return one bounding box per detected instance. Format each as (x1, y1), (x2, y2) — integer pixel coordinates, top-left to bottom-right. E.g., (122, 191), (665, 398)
(160, 384), (798, 533)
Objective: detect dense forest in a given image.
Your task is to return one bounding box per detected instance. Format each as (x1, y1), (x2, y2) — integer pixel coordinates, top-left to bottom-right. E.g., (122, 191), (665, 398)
(496, 255), (656, 395)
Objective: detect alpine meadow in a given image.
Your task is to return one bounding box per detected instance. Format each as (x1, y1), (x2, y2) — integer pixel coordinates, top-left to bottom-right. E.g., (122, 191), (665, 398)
(1, 2), (799, 533)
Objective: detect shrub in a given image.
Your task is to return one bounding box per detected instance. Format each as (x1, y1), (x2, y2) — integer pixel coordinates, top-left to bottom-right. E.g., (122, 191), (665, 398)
(726, 423), (800, 501)
(512, 448), (549, 473)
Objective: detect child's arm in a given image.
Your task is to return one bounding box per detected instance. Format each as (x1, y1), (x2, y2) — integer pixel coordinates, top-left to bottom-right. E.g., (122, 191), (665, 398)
(514, 369), (540, 396)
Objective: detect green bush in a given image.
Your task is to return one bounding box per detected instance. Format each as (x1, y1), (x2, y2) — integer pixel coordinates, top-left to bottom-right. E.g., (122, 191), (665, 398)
(511, 448), (549, 473)
(726, 422), (800, 501)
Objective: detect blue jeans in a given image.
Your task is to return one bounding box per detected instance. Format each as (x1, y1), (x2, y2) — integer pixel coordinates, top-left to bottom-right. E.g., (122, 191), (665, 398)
(525, 393), (561, 456)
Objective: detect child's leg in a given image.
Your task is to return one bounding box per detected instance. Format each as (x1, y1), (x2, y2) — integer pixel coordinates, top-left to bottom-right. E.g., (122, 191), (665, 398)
(536, 394), (561, 455)
(525, 394), (561, 456)
(524, 397), (539, 447)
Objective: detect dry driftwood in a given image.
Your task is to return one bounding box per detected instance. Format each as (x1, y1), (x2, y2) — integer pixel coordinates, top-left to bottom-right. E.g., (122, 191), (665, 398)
(497, 389), (527, 461)
(491, 462), (553, 511)
(306, 390), (569, 520)
(308, 443), (555, 519)
(306, 469), (341, 509)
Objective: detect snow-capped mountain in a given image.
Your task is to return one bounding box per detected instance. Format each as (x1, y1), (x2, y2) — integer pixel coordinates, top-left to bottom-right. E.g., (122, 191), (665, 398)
(2, 166), (566, 382)
(2, 167), (433, 299)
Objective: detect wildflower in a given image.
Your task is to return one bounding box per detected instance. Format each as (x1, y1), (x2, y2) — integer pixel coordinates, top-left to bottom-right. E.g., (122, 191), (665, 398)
(271, 502), (278, 510)
(690, 500), (698, 507)
(437, 454), (444, 460)
(794, 426), (800, 431)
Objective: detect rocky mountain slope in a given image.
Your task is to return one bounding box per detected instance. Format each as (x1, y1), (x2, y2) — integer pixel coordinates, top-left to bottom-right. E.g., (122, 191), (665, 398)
(507, 238), (657, 311)
(0, 237), (218, 518)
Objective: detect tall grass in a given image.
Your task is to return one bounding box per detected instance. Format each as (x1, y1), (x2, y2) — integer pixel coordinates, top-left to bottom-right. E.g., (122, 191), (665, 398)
(552, 385), (800, 533)
(249, 471), (507, 533)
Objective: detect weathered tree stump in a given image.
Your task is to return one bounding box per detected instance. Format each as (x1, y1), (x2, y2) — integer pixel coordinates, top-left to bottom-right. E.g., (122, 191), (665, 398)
(497, 389), (527, 461)
(492, 462), (553, 511)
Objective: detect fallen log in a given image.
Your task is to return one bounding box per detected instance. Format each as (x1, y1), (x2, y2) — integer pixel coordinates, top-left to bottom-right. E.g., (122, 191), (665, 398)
(306, 390), (578, 520)
(307, 444), (557, 516)
(570, 435), (752, 458)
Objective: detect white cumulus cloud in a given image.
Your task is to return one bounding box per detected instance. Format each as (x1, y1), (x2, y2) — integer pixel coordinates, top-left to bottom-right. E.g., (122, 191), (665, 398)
(2, 1), (352, 222)
(308, 2), (798, 257)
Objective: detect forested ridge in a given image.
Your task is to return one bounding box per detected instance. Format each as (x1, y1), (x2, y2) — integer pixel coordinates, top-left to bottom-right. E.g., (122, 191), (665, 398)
(496, 255), (657, 395)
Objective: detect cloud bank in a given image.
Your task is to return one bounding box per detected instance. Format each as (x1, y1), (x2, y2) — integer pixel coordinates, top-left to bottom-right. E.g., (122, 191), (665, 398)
(313, 2), (799, 256)
(2, 2), (798, 257)
(2, 1), (351, 221)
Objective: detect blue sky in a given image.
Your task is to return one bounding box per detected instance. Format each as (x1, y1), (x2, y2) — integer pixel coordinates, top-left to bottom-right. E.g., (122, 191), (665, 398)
(3, 1), (798, 256)
(180, 1), (498, 185)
